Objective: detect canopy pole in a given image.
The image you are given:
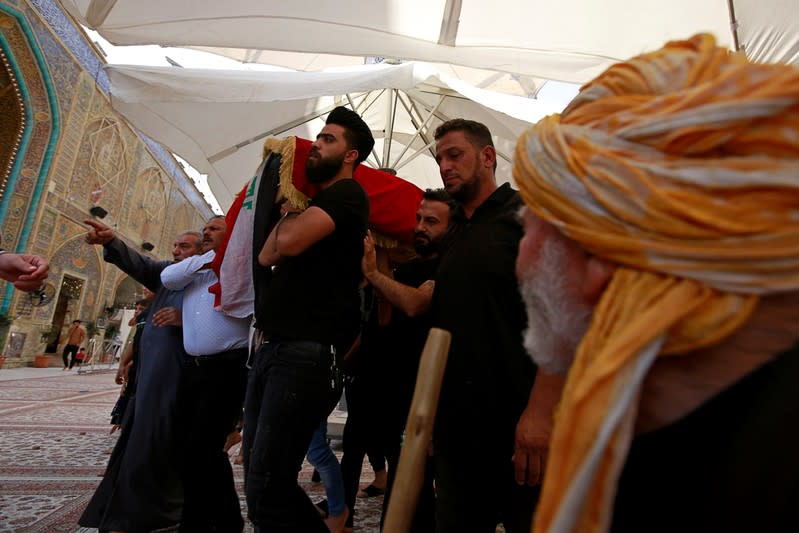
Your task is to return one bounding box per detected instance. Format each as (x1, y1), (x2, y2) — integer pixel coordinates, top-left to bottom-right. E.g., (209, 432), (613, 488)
(727, 0), (742, 52)
(392, 93), (446, 167)
(438, 0), (463, 46)
(393, 139), (437, 173)
(404, 95), (442, 159)
(407, 98), (510, 166)
(347, 93), (383, 167)
(383, 90), (396, 167)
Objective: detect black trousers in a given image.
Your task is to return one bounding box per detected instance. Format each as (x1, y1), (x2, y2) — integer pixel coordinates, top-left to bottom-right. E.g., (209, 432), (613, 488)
(243, 340), (340, 533)
(177, 348), (248, 533)
(340, 372), (403, 527)
(63, 344), (79, 368)
(434, 415), (540, 533)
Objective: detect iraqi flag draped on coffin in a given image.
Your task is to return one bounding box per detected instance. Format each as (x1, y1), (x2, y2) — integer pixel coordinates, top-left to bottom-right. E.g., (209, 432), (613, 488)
(209, 136), (424, 317)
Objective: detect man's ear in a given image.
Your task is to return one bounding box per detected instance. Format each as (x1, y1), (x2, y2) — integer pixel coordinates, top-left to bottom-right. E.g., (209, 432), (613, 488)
(583, 255), (615, 304)
(343, 149), (359, 166)
(480, 145), (496, 170)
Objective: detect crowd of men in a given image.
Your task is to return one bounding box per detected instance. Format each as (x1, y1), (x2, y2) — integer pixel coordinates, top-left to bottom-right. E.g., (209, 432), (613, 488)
(2, 33), (796, 533)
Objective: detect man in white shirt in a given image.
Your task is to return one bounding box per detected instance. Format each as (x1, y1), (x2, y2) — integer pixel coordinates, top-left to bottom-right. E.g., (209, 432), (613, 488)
(161, 215), (250, 533)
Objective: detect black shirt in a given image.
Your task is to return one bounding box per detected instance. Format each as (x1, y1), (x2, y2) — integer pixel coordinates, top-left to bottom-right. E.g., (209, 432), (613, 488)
(431, 183), (537, 433)
(611, 343), (799, 533)
(385, 257), (439, 400)
(261, 179), (369, 352)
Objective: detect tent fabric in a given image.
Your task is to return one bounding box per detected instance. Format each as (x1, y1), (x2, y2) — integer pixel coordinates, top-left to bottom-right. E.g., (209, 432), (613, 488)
(735, 0), (799, 65)
(60, 1), (795, 84)
(60, 0), (719, 83)
(106, 61), (562, 210)
(61, 0), (797, 213)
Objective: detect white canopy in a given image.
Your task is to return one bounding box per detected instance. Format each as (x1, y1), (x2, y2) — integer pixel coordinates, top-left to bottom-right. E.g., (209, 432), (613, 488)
(107, 62), (564, 210)
(61, 0), (798, 84)
(62, 0), (798, 212)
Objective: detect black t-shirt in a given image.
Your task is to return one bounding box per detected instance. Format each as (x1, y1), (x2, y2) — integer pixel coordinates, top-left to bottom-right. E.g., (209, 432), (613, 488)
(611, 343), (799, 533)
(261, 179), (369, 352)
(431, 183), (537, 435)
(354, 258), (439, 401)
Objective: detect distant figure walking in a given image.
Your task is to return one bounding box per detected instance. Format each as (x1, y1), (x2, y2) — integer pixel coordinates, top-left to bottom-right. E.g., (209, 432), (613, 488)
(63, 320), (86, 370)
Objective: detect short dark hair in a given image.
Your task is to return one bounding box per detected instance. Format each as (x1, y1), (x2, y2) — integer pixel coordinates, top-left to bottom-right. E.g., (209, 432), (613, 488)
(134, 299), (149, 307)
(434, 119), (494, 149)
(434, 119), (497, 171)
(72, 320), (81, 324)
(422, 188), (458, 213)
(326, 106), (375, 166)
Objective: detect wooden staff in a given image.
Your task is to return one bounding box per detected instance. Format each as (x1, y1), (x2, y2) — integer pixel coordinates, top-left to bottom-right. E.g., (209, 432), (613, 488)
(383, 327), (451, 533)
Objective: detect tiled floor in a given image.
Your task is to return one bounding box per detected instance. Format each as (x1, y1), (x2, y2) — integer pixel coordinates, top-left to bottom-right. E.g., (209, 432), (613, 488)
(0, 367), (385, 532)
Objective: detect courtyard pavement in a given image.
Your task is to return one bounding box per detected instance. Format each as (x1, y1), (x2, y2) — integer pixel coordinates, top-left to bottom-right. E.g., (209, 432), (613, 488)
(0, 366), (383, 532)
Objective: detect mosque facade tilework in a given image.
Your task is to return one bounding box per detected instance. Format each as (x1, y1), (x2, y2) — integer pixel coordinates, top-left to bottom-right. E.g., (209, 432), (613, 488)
(0, 0), (214, 367)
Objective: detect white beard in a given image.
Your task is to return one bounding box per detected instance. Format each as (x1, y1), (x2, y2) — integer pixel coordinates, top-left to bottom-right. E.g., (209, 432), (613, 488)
(519, 237), (593, 375)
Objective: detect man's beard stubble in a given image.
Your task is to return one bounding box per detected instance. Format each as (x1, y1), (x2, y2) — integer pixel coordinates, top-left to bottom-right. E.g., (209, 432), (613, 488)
(306, 151), (346, 184)
(519, 236), (593, 374)
(413, 233), (436, 257)
(448, 170), (481, 206)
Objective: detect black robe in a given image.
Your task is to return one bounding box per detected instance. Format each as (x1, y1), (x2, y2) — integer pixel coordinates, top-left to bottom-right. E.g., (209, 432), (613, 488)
(80, 238), (186, 532)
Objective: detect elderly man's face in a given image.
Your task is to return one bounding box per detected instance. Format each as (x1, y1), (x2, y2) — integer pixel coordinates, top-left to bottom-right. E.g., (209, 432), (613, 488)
(516, 208), (596, 374)
(202, 218), (227, 253)
(172, 234), (202, 261)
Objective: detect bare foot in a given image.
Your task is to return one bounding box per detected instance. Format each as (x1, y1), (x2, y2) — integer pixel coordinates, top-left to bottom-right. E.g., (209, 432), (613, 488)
(325, 505), (349, 533)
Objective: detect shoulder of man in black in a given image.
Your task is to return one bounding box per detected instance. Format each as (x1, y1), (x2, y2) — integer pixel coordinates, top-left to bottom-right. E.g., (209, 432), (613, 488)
(311, 178), (369, 227)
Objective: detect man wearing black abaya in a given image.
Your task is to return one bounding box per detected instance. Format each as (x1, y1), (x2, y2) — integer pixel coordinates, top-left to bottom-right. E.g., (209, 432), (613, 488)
(80, 220), (202, 532)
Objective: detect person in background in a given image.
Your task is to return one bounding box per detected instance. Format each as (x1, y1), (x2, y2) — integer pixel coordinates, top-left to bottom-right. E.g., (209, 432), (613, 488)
(74, 347), (87, 368)
(110, 293), (154, 433)
(429, 119), (560, 532)
(63, 320), (86, 371)
(358, 188), (459, 531)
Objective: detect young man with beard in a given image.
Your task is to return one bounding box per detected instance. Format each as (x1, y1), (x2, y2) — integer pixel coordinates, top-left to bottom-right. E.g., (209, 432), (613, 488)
(247, 106), (373, 532)
(429, 119), (561, 533)
(341, 188), (457, 531)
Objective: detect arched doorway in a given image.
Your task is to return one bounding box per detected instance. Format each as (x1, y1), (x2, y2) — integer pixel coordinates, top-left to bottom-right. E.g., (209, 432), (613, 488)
(113, 276), (146, 309)
(0, 46), (24, 214)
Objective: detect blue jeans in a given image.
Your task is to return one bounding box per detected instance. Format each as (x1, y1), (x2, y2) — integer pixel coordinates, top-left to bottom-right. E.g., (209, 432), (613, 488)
(306, 421), (346, 516)
(243, 341), (340, 532)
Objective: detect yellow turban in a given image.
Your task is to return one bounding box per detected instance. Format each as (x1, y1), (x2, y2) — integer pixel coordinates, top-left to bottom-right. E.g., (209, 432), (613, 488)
(513, 34), (799, 533)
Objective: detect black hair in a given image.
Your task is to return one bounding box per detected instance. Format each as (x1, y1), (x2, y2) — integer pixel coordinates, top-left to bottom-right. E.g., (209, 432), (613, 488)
(434, 119), (497, 171)
(326, 106), (375, 165)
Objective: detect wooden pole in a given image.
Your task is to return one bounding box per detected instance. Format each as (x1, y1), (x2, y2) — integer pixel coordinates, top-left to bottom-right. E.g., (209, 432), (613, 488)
(383, 327), (451, 533)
